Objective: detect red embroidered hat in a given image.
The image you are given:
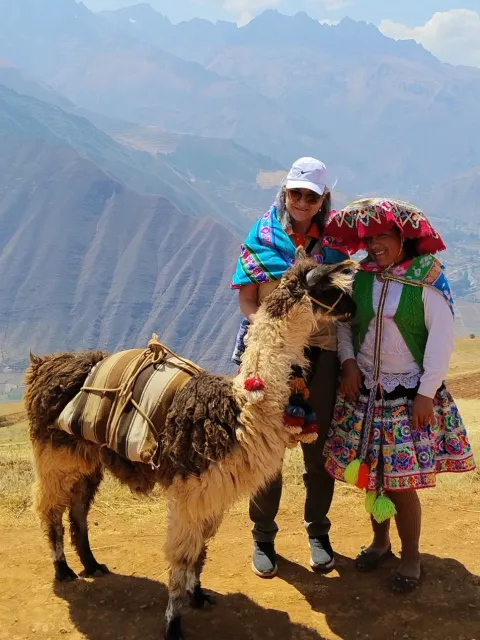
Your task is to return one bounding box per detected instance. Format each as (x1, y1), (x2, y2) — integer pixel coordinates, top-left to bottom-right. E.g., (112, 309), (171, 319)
(325, 198), (446, 254)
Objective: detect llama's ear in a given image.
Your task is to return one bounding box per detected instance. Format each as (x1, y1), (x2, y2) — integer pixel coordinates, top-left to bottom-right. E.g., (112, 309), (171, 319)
(29, 351), (44, 366)
(295, 245), (307, 262)
(306, 260), (358, 290)
(305, 265), (327, 288)
(326, 259), (359, 275)
(327, 260), (359, 291)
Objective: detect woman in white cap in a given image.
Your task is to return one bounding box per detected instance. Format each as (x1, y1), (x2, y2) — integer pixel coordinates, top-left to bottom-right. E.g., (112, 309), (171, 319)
(231, 157), (349, 577)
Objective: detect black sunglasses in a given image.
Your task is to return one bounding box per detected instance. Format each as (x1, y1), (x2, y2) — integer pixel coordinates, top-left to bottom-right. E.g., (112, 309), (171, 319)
(287, 189), (323, 205)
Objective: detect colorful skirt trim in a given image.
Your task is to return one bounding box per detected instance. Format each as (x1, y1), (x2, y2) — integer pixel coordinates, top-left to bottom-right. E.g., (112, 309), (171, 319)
(324, 384), (476, 491)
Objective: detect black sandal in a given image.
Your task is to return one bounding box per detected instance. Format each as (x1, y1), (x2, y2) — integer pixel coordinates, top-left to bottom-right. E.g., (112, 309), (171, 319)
(355, 546), (394, 573)
(390, 571), (421, 594)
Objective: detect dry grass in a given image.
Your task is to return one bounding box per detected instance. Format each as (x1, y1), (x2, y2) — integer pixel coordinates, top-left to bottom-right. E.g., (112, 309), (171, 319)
(0, 400), (26, 427)
(0, 409), (167, 520)
(1, 355), (479, 522)
(448, 337), (480, 376)
(0, 420), (33, 517)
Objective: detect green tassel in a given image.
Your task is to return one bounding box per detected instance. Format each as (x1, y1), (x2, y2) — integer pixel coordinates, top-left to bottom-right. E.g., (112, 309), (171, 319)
(372, 494), (397, 524)
(344, 459), (361, 486)
(365, 491), (377, 514)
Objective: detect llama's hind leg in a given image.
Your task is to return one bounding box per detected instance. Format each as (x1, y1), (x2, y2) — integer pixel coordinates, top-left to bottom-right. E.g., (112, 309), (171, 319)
(45, 505), (78, 581)
(32, 438), (99, 582)
(34, 472), (78, 581)
(69, 467), (109, 577)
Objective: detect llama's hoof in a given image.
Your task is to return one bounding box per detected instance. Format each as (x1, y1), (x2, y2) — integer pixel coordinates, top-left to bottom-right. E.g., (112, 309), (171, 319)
(82, 563), (110, 578)
(164, 616), (184, 640)
(188, 584), (216, 609)
(54, 560), (79, 582)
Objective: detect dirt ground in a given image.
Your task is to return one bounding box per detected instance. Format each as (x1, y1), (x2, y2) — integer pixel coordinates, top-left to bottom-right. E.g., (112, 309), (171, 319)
(1, 487), (479, 640)
(446, 371), (480, 400)
(1, 350), (479, 640)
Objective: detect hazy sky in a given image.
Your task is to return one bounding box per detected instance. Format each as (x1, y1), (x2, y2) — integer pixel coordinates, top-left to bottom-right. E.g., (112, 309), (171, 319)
(82, 1), (480, 67)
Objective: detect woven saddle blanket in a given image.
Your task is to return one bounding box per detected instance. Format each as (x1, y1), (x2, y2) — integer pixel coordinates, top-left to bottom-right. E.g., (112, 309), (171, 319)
(56, 336), (203, 465)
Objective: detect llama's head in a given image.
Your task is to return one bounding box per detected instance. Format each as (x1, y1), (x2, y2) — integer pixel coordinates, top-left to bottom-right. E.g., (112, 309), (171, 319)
(262, 247), (357, 324)
(238, 249), (357, 404)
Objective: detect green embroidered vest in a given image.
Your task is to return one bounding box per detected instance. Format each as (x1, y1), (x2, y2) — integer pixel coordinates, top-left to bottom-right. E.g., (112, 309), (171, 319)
(352, 271), (428, 367)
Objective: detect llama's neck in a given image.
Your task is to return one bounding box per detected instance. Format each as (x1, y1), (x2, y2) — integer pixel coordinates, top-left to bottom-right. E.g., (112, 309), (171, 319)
(233, 303), (315, 421)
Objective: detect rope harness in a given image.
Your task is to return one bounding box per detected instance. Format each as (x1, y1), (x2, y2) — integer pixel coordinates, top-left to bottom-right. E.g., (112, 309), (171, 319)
(81, 333), (204, 442)
(307, 290), (345, 314)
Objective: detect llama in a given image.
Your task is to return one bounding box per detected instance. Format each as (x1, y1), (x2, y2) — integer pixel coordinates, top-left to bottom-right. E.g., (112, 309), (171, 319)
(25, 250), (356, 640)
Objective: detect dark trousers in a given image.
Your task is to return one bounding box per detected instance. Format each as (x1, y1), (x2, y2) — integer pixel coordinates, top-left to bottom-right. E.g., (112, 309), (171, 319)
(249, 348), (339, 542)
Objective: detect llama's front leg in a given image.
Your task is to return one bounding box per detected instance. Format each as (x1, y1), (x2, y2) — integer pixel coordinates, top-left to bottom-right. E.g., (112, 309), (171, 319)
(187, 559), (218, 612)
(165, 566), (188, 640)
(187, 545), (212, 609)
(164, 506), (220, 640)
(69, 470), (110, 577)
(187, 516), (222, 609)
(164, 553), (215, 640)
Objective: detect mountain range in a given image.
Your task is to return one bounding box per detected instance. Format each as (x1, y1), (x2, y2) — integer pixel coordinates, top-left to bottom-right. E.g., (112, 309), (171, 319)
(0, 1), (478, 372)
(0, 121), (242, 371)
(2, 1), (480, 198)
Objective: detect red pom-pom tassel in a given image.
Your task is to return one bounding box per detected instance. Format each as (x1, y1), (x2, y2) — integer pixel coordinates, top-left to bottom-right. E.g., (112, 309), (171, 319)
(244, 376), (265, 391)
(301, 423), (318, 435)
(284, 415), (304, 427)
(356, 462), (370, 490)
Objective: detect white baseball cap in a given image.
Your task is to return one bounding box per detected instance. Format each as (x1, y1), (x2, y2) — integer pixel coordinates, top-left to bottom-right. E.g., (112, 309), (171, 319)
(285, 157), (328, 196)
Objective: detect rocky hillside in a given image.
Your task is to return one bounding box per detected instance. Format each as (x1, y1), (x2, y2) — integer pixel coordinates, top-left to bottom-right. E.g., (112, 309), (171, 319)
(0, 130), (241, 372)
(0, 80), (251, 372)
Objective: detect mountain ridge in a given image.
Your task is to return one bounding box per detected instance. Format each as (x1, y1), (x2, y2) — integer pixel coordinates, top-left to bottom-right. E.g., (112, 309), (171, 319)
(0, 0), (474, 196)
(0, 80), (275, 235)
(0, 1), (478, 371)
(0, 131), (241, 373)
(99, 8), (439, 68)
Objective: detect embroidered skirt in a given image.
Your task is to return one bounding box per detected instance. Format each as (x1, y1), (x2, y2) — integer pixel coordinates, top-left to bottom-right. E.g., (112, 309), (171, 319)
(324, 384), (476, 491)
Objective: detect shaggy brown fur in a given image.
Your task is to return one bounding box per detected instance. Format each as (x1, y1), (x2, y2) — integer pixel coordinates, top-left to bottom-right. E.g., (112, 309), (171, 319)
(25, 350), (109, 437)
(27, 358), (241, 493)
(99, 447), (157, 494)
(25, 253), (357, 640)
(157, 373), (240, 485)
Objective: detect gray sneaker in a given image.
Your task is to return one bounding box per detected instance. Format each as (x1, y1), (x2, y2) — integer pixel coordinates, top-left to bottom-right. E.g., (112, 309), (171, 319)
(252, 541), (278, 578)
(309, 535), (335, 572)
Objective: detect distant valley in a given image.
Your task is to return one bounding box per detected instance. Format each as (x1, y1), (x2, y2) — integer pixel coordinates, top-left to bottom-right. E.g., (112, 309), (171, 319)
(0, 0), (478, 376)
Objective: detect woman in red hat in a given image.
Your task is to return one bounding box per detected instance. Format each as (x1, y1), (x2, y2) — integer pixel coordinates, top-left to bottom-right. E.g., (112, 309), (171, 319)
(323, 198), (476, 593)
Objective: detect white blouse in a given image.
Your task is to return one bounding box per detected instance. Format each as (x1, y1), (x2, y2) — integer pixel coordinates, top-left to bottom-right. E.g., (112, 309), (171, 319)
(337, 278), (454, 398)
